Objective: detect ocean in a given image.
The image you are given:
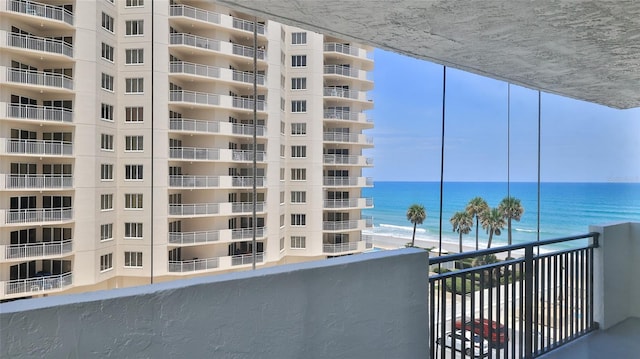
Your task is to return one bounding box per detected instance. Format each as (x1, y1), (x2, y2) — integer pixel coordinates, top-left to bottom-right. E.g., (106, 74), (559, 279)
(362, 182), (640, 249)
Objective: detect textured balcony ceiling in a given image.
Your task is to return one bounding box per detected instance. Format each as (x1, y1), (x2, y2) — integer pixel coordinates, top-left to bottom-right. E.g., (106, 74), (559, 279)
(217, 0), (640, 109)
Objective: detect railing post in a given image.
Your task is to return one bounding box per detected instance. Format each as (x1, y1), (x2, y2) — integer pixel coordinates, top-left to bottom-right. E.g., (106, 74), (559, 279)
(524, 245), (534, 358)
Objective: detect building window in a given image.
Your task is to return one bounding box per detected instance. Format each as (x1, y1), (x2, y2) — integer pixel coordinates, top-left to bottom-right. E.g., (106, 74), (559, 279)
(101, 73), (114, 91)
(125, 78), (144, 93)
(125, 136), (143, 151)
(291, 32), (307, 45)
(291, 191), (306, 203)
(125, 107), (143, 122)
(280, 144), (285, 157)
(124, 193), (143, 209)
(100, 194), (113, 210)
(291, 77), (307, 90)
(100, 223), (113, 241)
(291, 100), (307, 113)
(291, 214), (306, 226)
(291, 55), (307, 67)
(280, 168), (285, 181)
(291, 168), (306, 181)
(291, 236), (306, 248)
(280, 236), (285, 251)
(125, 20), (144, 36)
(291, 123), (306, 135)
(101, 13), (114, 33)
(124, 222), (143, 238)
(291, 145), (306, 158)
(101, 134), (114, 151)
(125, 165), (143, 180)
(280, 191), (285, 204)
(101, 164), (113, 180)
(125, 0), (144, 7)
(125, 49), (144, 64)
(101, 43), (114, 62)
(100, 253), (113, 272)
(101, 103), (114, 122)
(280, 97), (285, 111)
(124, 251), (143, 267)
(280, 121), (285, 134)
(280, 214), (285, 227)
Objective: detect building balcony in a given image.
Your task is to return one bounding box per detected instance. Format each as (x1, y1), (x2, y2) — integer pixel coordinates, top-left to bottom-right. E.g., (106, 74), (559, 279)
(169, 90), (267, 112)
(323, 197), (373, 209)
(323, 154), (373, 166)
(323, 108), (373, 127)
(3, 67), (73, 92)
(2, 207), (73, 225)
(1, 138), (73, 157)
(4, 31), (73, 59)
(168, 252), (265, 273)
(323, 65), (373, 89)
(323, 176), (373, 187)
(231, 17), (266, 35)
(2, 174), (73, 190)
(1, 272), (72, 297)
(169, 175), (265, 189)
(4, 0), (74, 27)
(169, 147), (266, 163)
(168, 227), (267, 245)
(169, 117), (266, 137)
(322, 217), (373, 231)
(231, 202), (265, 214)
(168, 203), (219, 217)
(324, 43), (372, 63)
(323, 131), (373, 146)
(322, 239), (367, 254)
(169, 61), (265, 86)
(2, 239), (72, 261)
(169, 4), (266, 36)
(169, 33), (266, 61)
(3, 103), (73, 124)
(323, 87), (373, 107)
(231, 176), (266, 188)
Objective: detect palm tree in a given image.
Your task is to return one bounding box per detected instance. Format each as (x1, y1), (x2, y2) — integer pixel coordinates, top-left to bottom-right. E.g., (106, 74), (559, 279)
(466, 197), (489, 250)
(480, 208), (506, 249)
(498, 196), (524, 256)
(406, 204), (427, 247)
(450, 211), (473, 253)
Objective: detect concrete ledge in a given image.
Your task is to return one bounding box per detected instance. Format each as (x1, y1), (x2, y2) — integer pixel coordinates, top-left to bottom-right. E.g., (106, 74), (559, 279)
(1, 248), (429, 358)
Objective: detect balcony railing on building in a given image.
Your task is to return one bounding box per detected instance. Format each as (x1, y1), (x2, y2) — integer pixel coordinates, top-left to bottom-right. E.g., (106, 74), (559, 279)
(169, 203), (219, 216)
(6, 0), (74, 26)
(323, 154), (373, 166)
(169, 61), (265, 86)
(323, 132), (373, 145)
(170, 33), (220, 51)
(231, 227), (266, 240)
(232, 150), (265, 162)
(169, 257), (219, 273)
(232, 176), (265, 187)
(323, 176), (373, 187)
(322, 216), (373, 231)
(169, 90), (219, 106)
(231, 43), (265, 60)
(323, 198), (373, 209)
(5, 174), (73, 189)
(4, 239), (72, 260)
(3, 272), (72, 295)
(4, 139), (72, 156)
(6, 32), (73, 58)
(232, 97), (266, 111)
(169, 175), (219, 188)
(6, 68), (73, 90)
(231, 252), (265, 266)
(170, 118), (266, 136)
(428, 233), (598, 359)
(232, 17), (265, 35)
(169, 146), (219, 161)
(231, 202), (265, 213)
(323, 241), (359, 253)
(6, 103), (73, 123)
(323, 109), (372, 124)
(5, 207), (73, 224)
(169, 4), (221, 25)
(323, 64), (369, 81)
(323, 87), (369, 102)
(169, 230), (220, 245)
(324, 42), (363, 57)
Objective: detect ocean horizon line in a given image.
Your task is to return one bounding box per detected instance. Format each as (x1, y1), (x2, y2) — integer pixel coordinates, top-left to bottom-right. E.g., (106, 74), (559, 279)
(370, 180), (640, 184)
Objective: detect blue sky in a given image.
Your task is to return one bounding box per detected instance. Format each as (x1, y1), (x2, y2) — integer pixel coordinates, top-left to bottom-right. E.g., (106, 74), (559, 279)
(367, 49), (640, 182)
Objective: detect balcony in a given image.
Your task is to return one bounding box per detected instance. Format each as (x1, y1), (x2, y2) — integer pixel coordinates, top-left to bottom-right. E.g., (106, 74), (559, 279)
(4, 103), (73, 123)
(2, 239), (72, 261)
(2, 272), (72, 296)
(232, 17), (266, 35)
(323, 131), (373, 146)
(323, 154), (373, 166)
(323, 108), (373, 126)
(323, 197), (373, 209)
(3, 174), (73, 189)
(324, 42), (370, 60)
(170, 118), (266, 137)
(232, 176), (266, 188)
(168, 227), (267, 245)
(231, 202), (265, 214)
(231, 252), (265, 266)
(4, 67), (73, 91)
(168, 203), (219, 217)
(2, 138), (72, 156)
(169, 61), (265, 86)
(169, 33), (265, 61)
(169, 91), (266, 112)
(323, 176), (373, 187)
(322, 240), (366, 254)
(231, 227), (266, 240)
(169, 4), (221, 25)
(169, 146), (219, 161)
(3, 207), (73, 225)
(232, 150), (265, 162)
(5, 0), (74, 26)
(169, 175), (220, 188)
(322, 217), (373, 231)
(323, 65), (372, 87)
(168, 257), (219, 273)
(5, 31), (73, 58)
(323, 87), (371, 104)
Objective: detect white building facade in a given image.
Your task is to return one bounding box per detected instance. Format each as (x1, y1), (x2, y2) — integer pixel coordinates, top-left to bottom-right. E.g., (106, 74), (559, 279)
(0, 0), (373, 300)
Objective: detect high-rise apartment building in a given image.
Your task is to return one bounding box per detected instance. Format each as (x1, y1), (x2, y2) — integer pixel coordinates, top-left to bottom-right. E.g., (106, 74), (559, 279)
(0, 0), (374, 300)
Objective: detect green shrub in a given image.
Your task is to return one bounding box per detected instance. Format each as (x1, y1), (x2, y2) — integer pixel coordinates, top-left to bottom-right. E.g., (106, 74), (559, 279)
(445, 277), (477, 294)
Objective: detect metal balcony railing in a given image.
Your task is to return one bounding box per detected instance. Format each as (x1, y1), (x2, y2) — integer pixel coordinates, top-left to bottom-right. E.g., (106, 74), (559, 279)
(232, 150), (266, 162)
(4, 272), (72, 295)
(232, 176), (265, 187)
(323, 198), (373, 209)
(323, 132), (373, 144)
(232, 97), (266, 111)
(169, 33), (220, 51)
(169, 90), (220, 106)
(324, 43), (361, 56)
(231, 202), (265, 213)
(169, 230), (220, 245)
(322, 176), (374, 187)
(6, 207), (73, 224)
(231, 252), (265, 266)
(6, 0), (74, 25)
(231, 227), (266, 240)
(169, 4), (221, 25)
(7, 103), (73, 123)
(428, 233), (599, 359)
(323, 241), (359, 253)
(170, 118), (220, 133)
(322, 219), (360, 231)
(5, 139), (72, 156)
(169, 61), (220, 79)
(232, 123), (266, 136)
(231, 43), (265, 60)
(7, 68), (73, 89)
(168, 257), (219, 272)
(232, 17), (266, 35)
(324, 64), (357, 77)
(232, 70), (265, 86)
(5, 239), (72, 259)
(169, 203), (219, 216)
(169, 175), (219, 188)
(7, 32), (73, 58)
(169, 147), (219, 161)
(323, 109), (372, 123)
(5, 174), (73, 189)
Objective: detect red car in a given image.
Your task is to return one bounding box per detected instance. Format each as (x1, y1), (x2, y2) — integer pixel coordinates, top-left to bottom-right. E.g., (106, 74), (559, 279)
(454, 318), (508, 348)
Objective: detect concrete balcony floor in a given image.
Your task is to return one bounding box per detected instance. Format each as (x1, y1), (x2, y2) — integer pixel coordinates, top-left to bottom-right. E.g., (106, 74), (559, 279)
(539, 317), (640, 359)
